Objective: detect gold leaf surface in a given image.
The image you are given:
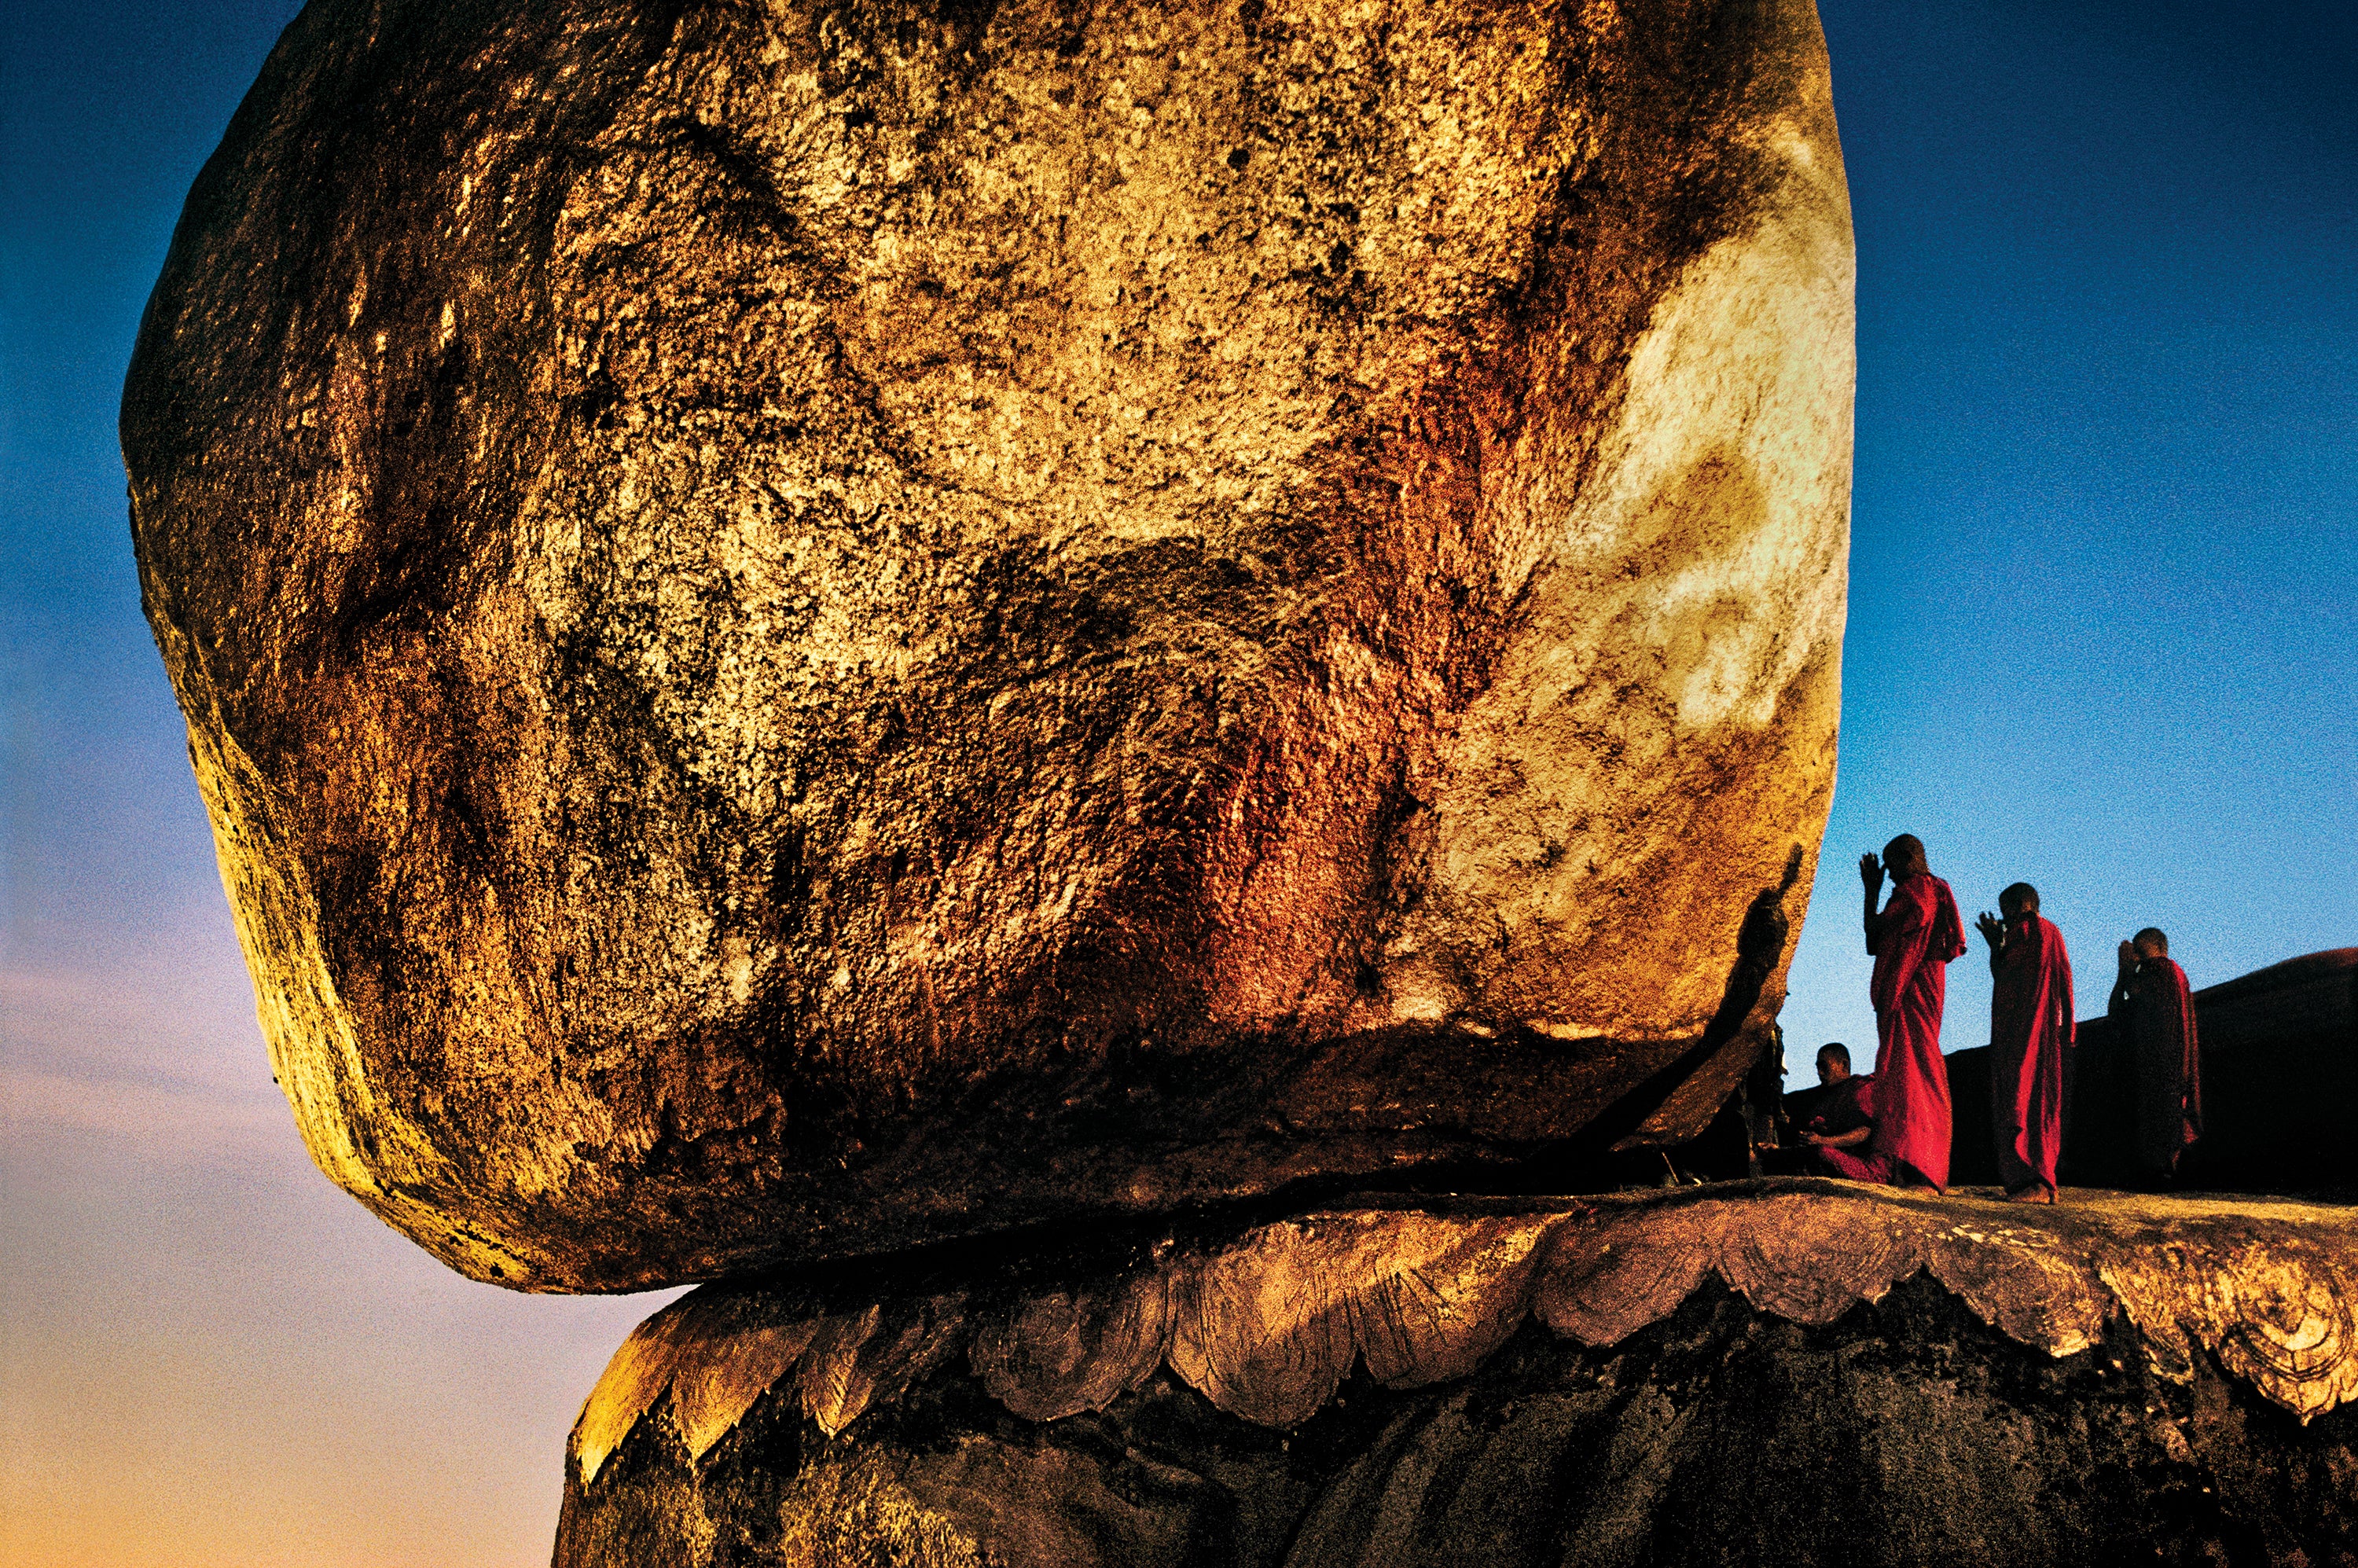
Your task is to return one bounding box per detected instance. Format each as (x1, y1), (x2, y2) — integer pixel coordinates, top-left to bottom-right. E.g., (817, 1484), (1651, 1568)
(576, 1182), (2358, 1482)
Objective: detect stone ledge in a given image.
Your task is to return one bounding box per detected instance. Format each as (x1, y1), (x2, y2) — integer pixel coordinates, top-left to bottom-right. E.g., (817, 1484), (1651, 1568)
(571, 1180), (2358, 1484)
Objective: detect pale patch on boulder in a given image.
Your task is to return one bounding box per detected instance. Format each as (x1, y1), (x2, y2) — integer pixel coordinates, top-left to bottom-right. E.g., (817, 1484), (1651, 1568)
(128, 0), (1853, 1287)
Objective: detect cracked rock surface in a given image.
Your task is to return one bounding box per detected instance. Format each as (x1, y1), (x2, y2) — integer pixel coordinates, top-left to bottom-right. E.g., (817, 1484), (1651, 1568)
(556, 1183), (2358, 1566)
(126, 0), (1853, 1289)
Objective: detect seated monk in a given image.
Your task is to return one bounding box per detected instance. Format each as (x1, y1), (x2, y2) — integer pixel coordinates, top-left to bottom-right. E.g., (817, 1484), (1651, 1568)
(1798, 1043), (1892, 1183)
(2111, 926), (2201, 1186)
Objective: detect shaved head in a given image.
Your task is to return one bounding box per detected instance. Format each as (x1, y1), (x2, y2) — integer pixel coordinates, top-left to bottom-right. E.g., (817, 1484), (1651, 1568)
(2134, 927), (2169, 957)
(1882, 834), (1927, 876)
(2000, 882), (2040, 916)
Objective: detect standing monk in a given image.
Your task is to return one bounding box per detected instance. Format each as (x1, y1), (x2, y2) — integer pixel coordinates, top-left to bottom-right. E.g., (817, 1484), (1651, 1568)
(1975, 883), (2073, 1203)
(1860, 835), (1967, 1190)
(2110, 927), (2201, 1184)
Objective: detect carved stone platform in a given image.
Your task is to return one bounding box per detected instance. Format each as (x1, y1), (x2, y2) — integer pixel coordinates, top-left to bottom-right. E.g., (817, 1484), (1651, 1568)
(556, 1181), (2358, 1566)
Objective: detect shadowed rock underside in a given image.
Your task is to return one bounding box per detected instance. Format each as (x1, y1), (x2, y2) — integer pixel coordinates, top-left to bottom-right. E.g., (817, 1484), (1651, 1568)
(126, 0), (1853, 1288)
(556, 1183), (2358, 1566)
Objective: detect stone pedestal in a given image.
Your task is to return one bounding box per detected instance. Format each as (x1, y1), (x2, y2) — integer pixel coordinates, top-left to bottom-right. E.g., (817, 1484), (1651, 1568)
(555, 1182), (2358, 1566)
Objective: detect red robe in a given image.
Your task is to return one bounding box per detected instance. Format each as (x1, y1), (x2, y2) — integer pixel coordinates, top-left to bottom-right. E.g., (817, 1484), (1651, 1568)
(1990, 914), (2074, 1192)
(1808, 1075), (1892, 1184)
(2111, 956), (2202, 1177)
(1867, 872), (1967, 1189)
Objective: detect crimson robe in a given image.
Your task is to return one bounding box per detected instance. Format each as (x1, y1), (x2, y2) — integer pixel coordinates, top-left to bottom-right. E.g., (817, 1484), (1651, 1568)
(1808, 1075), (1891, 1183)
(2110, 955), (2202, 1177)
(1867, 872), (1966, 1189)
(1990, 913), (2074, 1192)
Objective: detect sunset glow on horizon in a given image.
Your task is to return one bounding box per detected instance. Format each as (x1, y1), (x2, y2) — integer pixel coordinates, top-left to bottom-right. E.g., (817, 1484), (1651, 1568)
(4, 2), (2352, 1562)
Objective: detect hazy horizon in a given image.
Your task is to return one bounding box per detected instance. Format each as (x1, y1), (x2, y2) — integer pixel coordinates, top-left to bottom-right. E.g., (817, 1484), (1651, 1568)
(5, 1), (2352, 1562)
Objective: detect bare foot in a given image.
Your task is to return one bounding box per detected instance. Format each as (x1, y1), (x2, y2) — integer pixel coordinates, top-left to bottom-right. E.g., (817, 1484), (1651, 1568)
(2004, 1184), (2056, 1204)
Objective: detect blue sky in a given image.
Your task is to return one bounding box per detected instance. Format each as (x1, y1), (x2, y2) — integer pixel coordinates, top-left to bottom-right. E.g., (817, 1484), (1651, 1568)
(1777, 0), (2356, 1061)
(2, 2), (2352, 1562)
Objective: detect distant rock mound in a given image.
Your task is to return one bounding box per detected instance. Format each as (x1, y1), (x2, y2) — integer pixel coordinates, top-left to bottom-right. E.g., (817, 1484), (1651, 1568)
(125, 0), (1853, 1290)
(1937, 949), (2357, 1194)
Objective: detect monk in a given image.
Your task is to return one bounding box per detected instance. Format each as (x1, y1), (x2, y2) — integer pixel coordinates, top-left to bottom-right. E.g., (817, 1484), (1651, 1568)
(1798, 1043), (1889, 1182)
(2110, 926), (2201, 1184)
(1975, 883), (2073, 1203)
(1860, 835), (1966, 1190)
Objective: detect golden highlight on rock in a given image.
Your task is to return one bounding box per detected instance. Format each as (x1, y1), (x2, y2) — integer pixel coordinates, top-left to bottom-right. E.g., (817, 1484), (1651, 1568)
(571, 1184), (2358, 1487)
(127, 0), (1852, 1289)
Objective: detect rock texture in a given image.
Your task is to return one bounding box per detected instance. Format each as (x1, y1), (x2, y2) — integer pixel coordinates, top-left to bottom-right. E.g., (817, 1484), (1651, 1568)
(556, 1183), (2358, 1566)
(126, 0), (1853, 1288)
